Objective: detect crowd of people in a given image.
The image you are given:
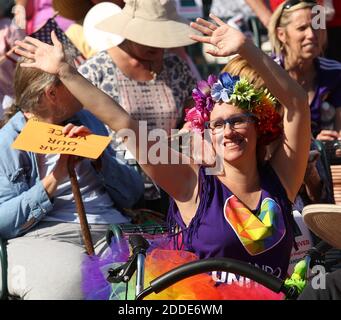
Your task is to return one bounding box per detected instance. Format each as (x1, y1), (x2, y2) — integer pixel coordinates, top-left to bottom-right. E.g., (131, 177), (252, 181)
(0, 0), (341, 300)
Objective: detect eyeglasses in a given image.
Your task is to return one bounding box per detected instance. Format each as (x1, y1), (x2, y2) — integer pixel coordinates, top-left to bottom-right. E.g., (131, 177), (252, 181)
(205, 113), (258, 134)
(278, 0), (317, 22)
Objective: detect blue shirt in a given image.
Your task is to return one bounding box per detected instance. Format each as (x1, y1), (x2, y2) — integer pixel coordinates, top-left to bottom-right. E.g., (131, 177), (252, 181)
(0, 110), (144, 239)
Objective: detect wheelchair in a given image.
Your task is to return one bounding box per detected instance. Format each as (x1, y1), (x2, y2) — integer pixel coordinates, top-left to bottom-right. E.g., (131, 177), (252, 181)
(95, 223), (332, 300)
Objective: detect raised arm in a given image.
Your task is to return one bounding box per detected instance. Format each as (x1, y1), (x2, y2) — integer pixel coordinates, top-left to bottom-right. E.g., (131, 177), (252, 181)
(244, 0), (273, 28)
(190, 15), (310, 202)
(14, 32), (198, 201)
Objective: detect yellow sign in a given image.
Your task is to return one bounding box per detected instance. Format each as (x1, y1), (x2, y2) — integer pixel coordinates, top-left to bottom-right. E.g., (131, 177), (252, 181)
(12, 119), (111, 159)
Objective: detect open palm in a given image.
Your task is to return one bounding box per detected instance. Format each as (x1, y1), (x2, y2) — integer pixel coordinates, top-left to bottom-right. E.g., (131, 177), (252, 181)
(190, 14), (246, 57)
(14, 31), (66, 75)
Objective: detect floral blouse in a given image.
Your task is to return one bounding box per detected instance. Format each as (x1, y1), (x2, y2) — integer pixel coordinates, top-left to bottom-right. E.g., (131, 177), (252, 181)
(78, 50), (197, 200)
(78, 50), (196, 133)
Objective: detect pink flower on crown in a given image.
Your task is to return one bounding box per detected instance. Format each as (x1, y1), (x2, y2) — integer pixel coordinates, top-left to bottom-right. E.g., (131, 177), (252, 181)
(185, 107), (210, 133)
(192, 75), (218, 112)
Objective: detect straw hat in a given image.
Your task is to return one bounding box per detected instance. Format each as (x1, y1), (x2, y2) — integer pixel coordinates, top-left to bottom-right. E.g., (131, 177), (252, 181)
(52, 0), (93, 21)
(83, 2), (124, 51)
(96, 0), (197, 48)
(302, 204), (341, 249)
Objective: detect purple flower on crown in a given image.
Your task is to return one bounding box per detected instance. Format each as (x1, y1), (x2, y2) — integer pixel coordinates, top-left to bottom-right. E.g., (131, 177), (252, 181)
(192, 74), (218, 112)
(211, 73), (240, 103)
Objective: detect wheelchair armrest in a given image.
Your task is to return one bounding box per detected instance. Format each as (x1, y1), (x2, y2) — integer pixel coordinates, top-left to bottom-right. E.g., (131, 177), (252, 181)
(0, 236), (8, 300)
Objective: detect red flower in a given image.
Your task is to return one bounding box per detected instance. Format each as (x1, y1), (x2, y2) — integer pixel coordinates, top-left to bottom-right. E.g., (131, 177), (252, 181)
(253, 99), (282, 145)
(184, 107), (210, 133)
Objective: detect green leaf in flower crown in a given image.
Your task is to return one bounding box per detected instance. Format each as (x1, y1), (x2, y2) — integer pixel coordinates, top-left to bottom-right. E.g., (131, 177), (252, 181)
(230, 78), (256, 111)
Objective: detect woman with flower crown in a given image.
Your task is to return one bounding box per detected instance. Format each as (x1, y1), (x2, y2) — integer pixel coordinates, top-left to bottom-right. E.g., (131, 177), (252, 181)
(14, 12), (310, 281)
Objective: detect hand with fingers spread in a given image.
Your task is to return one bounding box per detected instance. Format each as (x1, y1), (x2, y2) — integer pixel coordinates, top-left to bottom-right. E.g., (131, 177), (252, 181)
(190, 14), (247, 57)
(14, 31), (66, 75)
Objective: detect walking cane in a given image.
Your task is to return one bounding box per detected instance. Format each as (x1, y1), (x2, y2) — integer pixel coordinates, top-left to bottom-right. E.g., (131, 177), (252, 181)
(67, 156), (94, 255)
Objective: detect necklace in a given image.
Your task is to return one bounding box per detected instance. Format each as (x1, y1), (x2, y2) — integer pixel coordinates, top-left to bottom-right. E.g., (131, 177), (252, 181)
(150, 70), (157, 82)
(149, 62), (158, 82)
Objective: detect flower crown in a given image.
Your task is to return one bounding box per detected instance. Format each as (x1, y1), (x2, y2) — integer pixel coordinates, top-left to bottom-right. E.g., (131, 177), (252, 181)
(184, 72), (282, 145)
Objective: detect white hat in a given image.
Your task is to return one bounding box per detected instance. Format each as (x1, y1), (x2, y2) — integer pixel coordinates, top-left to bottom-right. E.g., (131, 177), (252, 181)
(95, 0), (197, 48)
(83, 2), (124, 52)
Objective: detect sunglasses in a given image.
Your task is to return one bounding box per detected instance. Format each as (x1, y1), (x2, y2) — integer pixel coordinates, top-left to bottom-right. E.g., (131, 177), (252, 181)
(279, 0), (317, 21)
(283, 0), (316, 9)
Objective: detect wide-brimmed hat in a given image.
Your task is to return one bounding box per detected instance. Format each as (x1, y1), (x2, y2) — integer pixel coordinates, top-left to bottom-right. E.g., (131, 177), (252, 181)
(302, 204), (341, 249)
(52, 0), (93, 21)
(96, 0), (197, 48)
(83, 2), (124, 51)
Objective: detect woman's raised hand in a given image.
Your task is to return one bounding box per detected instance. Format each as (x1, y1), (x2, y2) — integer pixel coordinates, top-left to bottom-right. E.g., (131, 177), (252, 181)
(190, 14), (247, 57)
(14, 31), (66, 75)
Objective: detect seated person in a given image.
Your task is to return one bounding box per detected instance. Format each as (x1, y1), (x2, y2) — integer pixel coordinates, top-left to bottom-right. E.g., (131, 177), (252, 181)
(223, 56), (334, 208)
(0, 56), (144, 299)
(222, 56), (334, 275)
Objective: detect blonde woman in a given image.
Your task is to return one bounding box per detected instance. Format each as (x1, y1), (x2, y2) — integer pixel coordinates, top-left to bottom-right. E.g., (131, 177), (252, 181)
(268, 0), (341, 141)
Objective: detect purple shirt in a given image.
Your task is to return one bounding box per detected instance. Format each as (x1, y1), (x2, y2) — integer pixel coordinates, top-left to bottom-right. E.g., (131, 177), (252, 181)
(311, 57), (341, 135)
(275, 56), (341, 136)
(168, 163), (294, 280)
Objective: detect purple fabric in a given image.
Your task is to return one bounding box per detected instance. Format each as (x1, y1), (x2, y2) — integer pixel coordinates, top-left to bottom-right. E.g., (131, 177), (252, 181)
(168, 163), (294, 280)
(82, 236), (174, 300)
(310, 57), (341, 134)
(82, 240), (130, 300)
(28, 0), (73, 33)
(275, 55), (341, 136)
